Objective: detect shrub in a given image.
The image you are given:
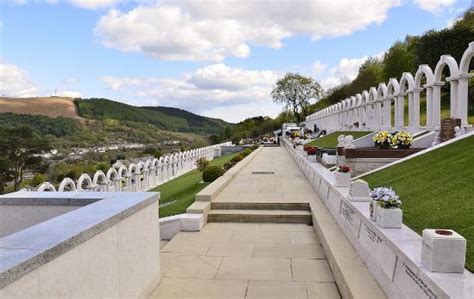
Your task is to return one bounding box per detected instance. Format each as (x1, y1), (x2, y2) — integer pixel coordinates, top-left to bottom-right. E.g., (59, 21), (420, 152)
(231, 154), (244, 163)
(196, 157), (209, 172)
(223, 161), (235, 170)
(242, 148), (252, 156)
(202, 165), (225, 182)
(251, 144), (259, 150)
(31, 173), (46, 186)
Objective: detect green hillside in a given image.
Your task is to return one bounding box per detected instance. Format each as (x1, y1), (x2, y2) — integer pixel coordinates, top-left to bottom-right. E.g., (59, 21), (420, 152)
(143, 106), (231, 135)
(361, 135), (474, 271)
(75, 98), (230, 135)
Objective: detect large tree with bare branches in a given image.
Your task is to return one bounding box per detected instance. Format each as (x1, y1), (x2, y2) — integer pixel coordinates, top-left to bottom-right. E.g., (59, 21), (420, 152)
(271, 73), (323, 123)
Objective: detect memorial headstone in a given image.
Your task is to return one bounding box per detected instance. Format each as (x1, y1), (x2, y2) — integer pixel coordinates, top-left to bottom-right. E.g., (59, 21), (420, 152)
(349, 179), (371, 202)
(439, 118), (461, 142)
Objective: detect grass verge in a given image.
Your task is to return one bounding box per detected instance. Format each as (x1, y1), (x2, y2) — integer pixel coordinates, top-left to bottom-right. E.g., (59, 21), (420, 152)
(361, 135), (474, 272)
(150, 152), (240, 218)
(306, 131), (372, 148)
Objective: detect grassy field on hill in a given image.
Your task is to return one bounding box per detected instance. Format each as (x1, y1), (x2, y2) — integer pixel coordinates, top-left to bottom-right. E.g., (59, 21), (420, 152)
(361, 135), (474, 271)
(151, 153), (239, 218)
(0, 97), (82, 119)
(306, 131), (372, 148)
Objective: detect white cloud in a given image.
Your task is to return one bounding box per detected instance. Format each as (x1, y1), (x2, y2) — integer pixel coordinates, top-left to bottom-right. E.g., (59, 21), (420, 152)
(68, 0), (121, 9)
(95, 0), (401, 61)
(413, 0), (456, 13)
(0, 63), (39, 97)
(313, 61), (326, 76)
(102, 64), (281, 122)
(319, 56), (369, 89)
(55, 90), (81, 97)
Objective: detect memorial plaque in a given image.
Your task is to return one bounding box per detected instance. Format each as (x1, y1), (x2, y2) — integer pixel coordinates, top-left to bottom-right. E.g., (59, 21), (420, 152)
(339, 200), (361, 236)
(440, 118), (461, 142)
(393, 257), (442, 299)
(359, 222), (397, 278)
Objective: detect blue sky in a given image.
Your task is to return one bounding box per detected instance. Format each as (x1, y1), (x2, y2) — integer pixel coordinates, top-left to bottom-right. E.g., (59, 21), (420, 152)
(0, 0), (472, 122)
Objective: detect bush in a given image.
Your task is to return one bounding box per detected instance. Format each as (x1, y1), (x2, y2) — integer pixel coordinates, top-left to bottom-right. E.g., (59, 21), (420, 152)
(251, 144), (259, 150)
(32, 173), (46, 186)
(223, 161), (235, 170)
(196, 157), (209, 172)
(202, 165), (224, 182)
(242, 148), (252, 156)
(231, 154), (244, 163)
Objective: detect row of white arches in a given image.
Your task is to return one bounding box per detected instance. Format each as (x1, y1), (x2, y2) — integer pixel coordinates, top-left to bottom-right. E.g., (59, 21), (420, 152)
(306, 42), (474, 132)
(37, 142), (231, 192)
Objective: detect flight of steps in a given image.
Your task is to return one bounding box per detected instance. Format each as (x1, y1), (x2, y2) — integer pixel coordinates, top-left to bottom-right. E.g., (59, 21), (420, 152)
(208, 202), (312, 224)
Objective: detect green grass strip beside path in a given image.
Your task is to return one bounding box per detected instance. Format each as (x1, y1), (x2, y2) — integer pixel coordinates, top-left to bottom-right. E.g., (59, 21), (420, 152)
(361, 136), (474, 272)
(150, 152), (240, 218)
(306, 131), (372, 148)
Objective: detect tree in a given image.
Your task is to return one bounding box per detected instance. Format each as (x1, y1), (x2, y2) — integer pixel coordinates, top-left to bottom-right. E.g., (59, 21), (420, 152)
(271, 73), (324, 123)
(382, 40), (416, 81)
(0, 159), (14, 195)
(0, 126), (50, 192)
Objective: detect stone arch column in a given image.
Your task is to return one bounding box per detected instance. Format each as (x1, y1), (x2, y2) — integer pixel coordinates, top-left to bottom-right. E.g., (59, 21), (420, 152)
(429, 82), (443, 128)
(458, 42), (474, 127)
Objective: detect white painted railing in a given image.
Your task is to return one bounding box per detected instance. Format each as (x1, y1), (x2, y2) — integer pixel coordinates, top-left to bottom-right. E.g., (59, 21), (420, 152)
(305, 42), (474, 133)
(37, 142), (232, 192)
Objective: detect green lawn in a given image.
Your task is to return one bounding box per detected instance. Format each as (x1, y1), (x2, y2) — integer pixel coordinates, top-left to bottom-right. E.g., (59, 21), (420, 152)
(150, 152), (240, 218)
(361, 136), (474, 272)
(306, 131), (372, 148)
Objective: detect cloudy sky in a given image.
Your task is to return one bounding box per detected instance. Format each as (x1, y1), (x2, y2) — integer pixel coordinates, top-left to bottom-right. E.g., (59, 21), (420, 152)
(0, 0), (471, 122)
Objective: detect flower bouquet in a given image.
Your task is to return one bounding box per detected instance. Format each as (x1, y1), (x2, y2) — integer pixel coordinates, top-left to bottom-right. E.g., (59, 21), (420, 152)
(369, 187), (402, 228)
(334, 165), (351, 187)
(391, 131), (413, 149)
(306, 146), (317, 162)
(372, 130), (392, 149)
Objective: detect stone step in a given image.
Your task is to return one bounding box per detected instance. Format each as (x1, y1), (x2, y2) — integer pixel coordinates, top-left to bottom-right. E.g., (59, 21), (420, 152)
(211, 202), (310, 211)
(208, 209), (313, 224)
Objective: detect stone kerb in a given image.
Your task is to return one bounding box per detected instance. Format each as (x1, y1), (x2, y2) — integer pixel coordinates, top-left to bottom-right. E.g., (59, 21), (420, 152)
(284, 138), (473, 299)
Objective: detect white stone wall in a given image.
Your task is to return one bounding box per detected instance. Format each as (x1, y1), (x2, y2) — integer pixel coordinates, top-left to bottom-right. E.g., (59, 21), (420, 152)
(0, 201), (160, 298)
(283, 138), (473, 298)
(305, 42), (474, 133)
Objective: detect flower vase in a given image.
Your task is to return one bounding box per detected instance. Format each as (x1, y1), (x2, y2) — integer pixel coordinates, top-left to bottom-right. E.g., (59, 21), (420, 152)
(308, 155), (316, 162)
(398, 144), (410, 149)
(334, 172), (351, 187)
(376, 207), (402, 228)
(378, 144), (390, 149)
(369, 200), (378, 221)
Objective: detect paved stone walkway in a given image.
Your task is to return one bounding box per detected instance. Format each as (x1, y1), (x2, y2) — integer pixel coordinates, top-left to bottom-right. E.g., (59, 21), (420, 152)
(150, 148), (341, 298)
(215, 147), (315, 203)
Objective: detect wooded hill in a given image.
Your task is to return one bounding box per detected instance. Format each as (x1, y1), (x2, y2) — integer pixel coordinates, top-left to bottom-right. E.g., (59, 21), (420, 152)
(0, 97), (232, 148)
(75, 98), (230, 135)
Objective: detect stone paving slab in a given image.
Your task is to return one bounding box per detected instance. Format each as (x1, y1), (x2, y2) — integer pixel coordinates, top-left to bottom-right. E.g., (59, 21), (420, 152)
(150, 223), (341, 298)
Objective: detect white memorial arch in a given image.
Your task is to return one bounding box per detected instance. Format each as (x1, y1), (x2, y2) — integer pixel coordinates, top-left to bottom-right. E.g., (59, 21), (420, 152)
(306, 42), (474, 133)
(37, 142), (231, 193)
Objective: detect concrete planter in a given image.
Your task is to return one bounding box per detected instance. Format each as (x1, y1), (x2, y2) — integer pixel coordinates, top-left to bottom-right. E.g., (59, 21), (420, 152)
(376, 207), (402, 229)
(369, 200), (378, 221)
(307, 155), (317, 162)
(334, 172), (351, 187)
(421, 229), (466, 273)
